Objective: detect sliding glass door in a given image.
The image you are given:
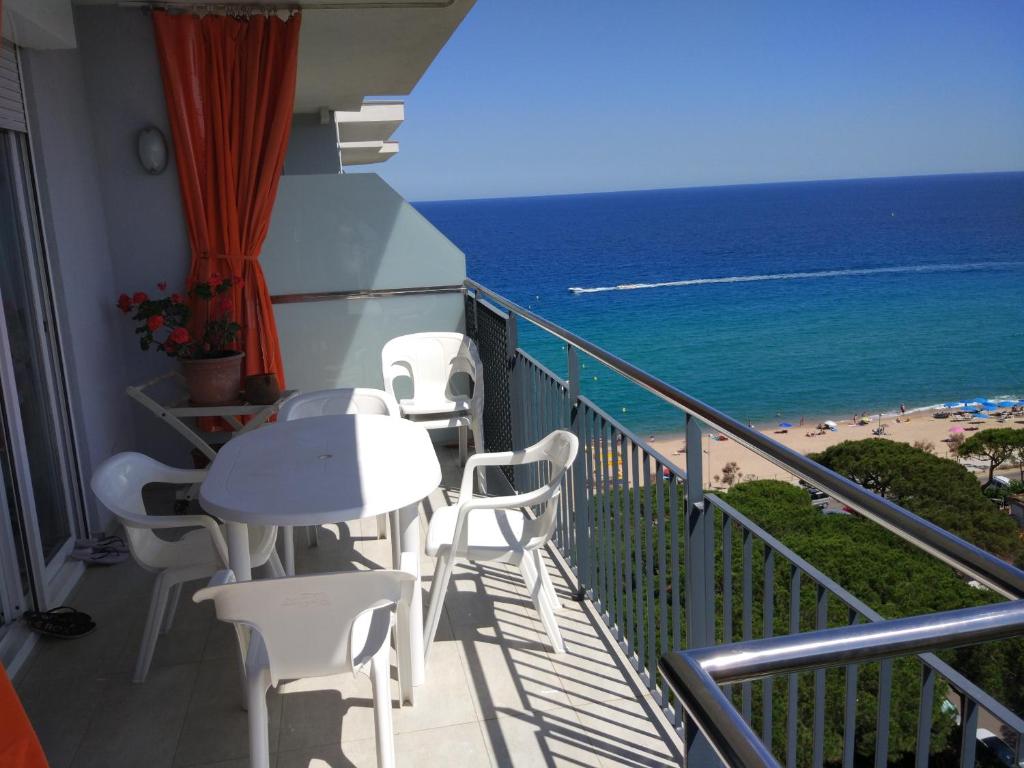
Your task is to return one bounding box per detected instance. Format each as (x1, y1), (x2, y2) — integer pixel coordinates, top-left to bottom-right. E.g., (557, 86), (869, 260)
(0, 126), (83, 635)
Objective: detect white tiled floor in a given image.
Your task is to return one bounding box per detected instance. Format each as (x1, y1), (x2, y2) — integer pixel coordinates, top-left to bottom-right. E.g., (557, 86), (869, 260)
(15, 449), (684, 767)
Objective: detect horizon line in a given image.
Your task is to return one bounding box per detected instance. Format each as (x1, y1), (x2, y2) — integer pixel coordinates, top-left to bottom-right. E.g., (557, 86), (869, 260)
(410, 168), (1024, 206)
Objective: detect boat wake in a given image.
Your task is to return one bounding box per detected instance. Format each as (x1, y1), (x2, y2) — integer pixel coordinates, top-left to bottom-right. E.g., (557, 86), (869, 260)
(567, 261), (1022, 294)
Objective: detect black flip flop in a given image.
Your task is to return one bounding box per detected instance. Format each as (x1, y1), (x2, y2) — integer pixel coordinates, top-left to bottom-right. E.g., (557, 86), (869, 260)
(23, 607), (96, 639)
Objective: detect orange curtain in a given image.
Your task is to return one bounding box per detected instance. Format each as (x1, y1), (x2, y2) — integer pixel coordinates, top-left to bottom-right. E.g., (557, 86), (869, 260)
(152, 10), (300, 387)
(0, 664), (47, 767)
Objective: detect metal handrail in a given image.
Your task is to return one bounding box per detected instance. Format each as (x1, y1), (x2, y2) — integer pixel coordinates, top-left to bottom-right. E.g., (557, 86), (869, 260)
(464, 278), (1024, 599)
(659, 601), (1024, 768)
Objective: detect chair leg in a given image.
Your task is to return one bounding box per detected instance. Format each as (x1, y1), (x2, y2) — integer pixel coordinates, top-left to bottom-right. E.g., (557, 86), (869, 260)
(389, 510), (401, 569)
(535, 549), (561, 611)
(134, 571), (170, 683)
(471, 418), (486, 492)
(458, 424), (468, 465)
(519, 556), (565, 654)
(247, 667), (272, 768)
(376, 514), (388, 540)
(267, 549), (286, 579)
(423, 553), (454, 663)
(161, 582), (182, 634)
(370, 644), (397, 768)
(281, 526), (295, 576)
(305, 525), (319, 547)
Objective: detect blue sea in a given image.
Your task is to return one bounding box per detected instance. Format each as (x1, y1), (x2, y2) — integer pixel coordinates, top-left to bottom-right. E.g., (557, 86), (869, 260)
(415, 173), (1024, 434)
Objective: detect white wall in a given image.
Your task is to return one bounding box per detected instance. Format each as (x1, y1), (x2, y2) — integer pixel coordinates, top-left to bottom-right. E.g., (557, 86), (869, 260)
(72, 6), (197, 469)
(19, 47), (135, 531)
(263, 173), (466, 391)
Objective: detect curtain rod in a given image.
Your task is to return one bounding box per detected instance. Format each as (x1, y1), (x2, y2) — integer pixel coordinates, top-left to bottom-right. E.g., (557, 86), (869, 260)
(118, 1), (455, 10)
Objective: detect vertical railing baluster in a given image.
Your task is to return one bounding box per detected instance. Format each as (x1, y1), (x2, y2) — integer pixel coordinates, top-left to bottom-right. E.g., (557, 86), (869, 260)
(874, 659), (893, 768)
(915, 665), (935, 768)
(631, 442), (644, 667)
(644, 452), (656, 690)
(722, 513), (733, 701)
(842, 610), (860, 768)
(959, 696), (978, 768)
(669, 473), (682, 725)
(787, 566), (801, 768)
(812, 586), (828, 768)
(762, 547), (776, 751)
(741, 527), (753, 724)
(622, 437), (635, 660)
(586, 405), (600, 598)
(656, 460), (668, 701)
(596, 416), (610, 616)
(610, 429), (623, 638)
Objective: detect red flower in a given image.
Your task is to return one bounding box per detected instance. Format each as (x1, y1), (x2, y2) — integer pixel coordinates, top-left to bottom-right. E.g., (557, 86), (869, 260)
(169, 327), (190, 345)
(147, 315), (165, 332)
(132, 291), (148, 304)
(163, 341), (177, 356)
(157, 282), (167, 292)
(170, 293), (184, 304)
(208, 273), (223, 290)
(116, 294), (132, 313)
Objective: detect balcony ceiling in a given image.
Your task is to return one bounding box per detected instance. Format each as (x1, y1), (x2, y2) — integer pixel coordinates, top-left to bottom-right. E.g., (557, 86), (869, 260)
(72, 0), (476, 111)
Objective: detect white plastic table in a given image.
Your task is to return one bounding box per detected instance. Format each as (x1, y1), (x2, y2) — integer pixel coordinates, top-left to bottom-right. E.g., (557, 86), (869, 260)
(199, 414), (441, 700)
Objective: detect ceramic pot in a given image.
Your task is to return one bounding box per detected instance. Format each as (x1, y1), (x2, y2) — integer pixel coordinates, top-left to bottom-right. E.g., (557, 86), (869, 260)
(181, 352), (244, 405)
(244, 373), (281, 405)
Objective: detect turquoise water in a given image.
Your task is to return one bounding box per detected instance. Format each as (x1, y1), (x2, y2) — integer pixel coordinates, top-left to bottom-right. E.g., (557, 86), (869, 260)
(416, 173), (1024, 432)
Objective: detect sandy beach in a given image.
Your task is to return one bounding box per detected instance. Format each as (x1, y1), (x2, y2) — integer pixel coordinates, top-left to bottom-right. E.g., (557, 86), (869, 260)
(644, 408), (1024, 489)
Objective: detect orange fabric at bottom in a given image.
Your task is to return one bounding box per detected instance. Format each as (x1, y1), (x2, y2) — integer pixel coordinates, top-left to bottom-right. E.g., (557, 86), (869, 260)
(0, 664), (47, 767)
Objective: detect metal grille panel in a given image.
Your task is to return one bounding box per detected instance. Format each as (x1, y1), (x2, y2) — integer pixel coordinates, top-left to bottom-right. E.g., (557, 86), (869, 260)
(466, 296), (514, 483)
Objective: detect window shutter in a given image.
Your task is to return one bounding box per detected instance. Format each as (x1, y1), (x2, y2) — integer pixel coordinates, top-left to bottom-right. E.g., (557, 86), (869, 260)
(0, 41), (26, 133)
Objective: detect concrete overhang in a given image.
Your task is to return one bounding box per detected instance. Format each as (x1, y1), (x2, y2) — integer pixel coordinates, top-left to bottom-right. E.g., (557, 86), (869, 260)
(72, 0), (475, 112)
(335, 101), (404, 143)
(339, 140), (399, 166)
(3, 0), (78, 49)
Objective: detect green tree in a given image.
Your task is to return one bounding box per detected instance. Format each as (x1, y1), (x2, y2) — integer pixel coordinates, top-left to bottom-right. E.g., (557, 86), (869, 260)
(958, 428), (1024, 482)
(812, 439), (1021, 561)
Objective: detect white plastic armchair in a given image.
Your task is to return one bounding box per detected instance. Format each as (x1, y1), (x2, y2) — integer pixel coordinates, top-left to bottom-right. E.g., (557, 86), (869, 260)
(381, 332), (484, 465)
(278, 387), (401, 569)
(194, 568), (415, 768)
(423, 430), (579, 661)
(90, 452), (284, 683)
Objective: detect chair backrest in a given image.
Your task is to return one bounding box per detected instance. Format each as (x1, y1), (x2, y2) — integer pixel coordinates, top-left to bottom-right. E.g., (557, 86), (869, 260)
(461, 430), (579, 551)
(381, 332), (482, 406)
(90, 452), (206, 569)
(194, 569), (414, 685)
(279, 387), (399, 422)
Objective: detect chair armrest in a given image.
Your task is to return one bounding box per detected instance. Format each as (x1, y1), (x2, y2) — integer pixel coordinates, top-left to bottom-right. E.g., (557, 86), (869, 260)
(119, 511), (230, 566)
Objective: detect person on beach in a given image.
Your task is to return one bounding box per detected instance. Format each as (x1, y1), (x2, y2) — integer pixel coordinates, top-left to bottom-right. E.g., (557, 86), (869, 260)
(900, 403), (906, 415)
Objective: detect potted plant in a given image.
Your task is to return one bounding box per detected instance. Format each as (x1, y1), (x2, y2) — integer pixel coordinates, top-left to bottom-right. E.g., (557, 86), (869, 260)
(118, 275), (244, 405)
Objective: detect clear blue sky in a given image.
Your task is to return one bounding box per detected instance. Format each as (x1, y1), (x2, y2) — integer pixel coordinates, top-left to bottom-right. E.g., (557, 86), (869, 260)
(371, 1), (1024, 202)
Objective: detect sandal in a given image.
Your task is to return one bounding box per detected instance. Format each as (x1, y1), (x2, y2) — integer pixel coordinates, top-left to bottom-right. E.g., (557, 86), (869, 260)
(71, 546), (129, 566)
(23, 607), (95, 639)
(74, 534), (128, 553)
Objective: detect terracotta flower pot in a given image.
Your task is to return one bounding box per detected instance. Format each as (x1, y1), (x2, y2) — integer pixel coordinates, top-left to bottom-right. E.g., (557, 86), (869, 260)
(244, 373), (281, 405)
(181, 352), (245, 405)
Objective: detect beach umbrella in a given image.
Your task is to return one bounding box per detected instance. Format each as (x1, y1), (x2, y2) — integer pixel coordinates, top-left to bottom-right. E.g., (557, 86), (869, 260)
(949, 426), (965, 434)
(998, 400), (1016, 408)
(1017, 399), (1024, 406)
(943, 401), (964, 409)
(962, 407), (980, 413)
(974, 413), (990, 420)
(778, 422), (793, 428)
(823, 420), (837, 429)
(981, 403), (998, 411)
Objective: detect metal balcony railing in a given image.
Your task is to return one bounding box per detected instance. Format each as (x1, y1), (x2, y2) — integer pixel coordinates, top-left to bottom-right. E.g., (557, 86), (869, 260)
(462, 279), (1024, 768)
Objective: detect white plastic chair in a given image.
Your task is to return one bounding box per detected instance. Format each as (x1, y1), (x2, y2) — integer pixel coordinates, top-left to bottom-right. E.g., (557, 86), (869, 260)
(381, 332), (484, 465)
(194, 568), (415, 768)
(423, 430), (579, 661)
(278, 387), (401, 572)
(90, 452), (284, 683)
